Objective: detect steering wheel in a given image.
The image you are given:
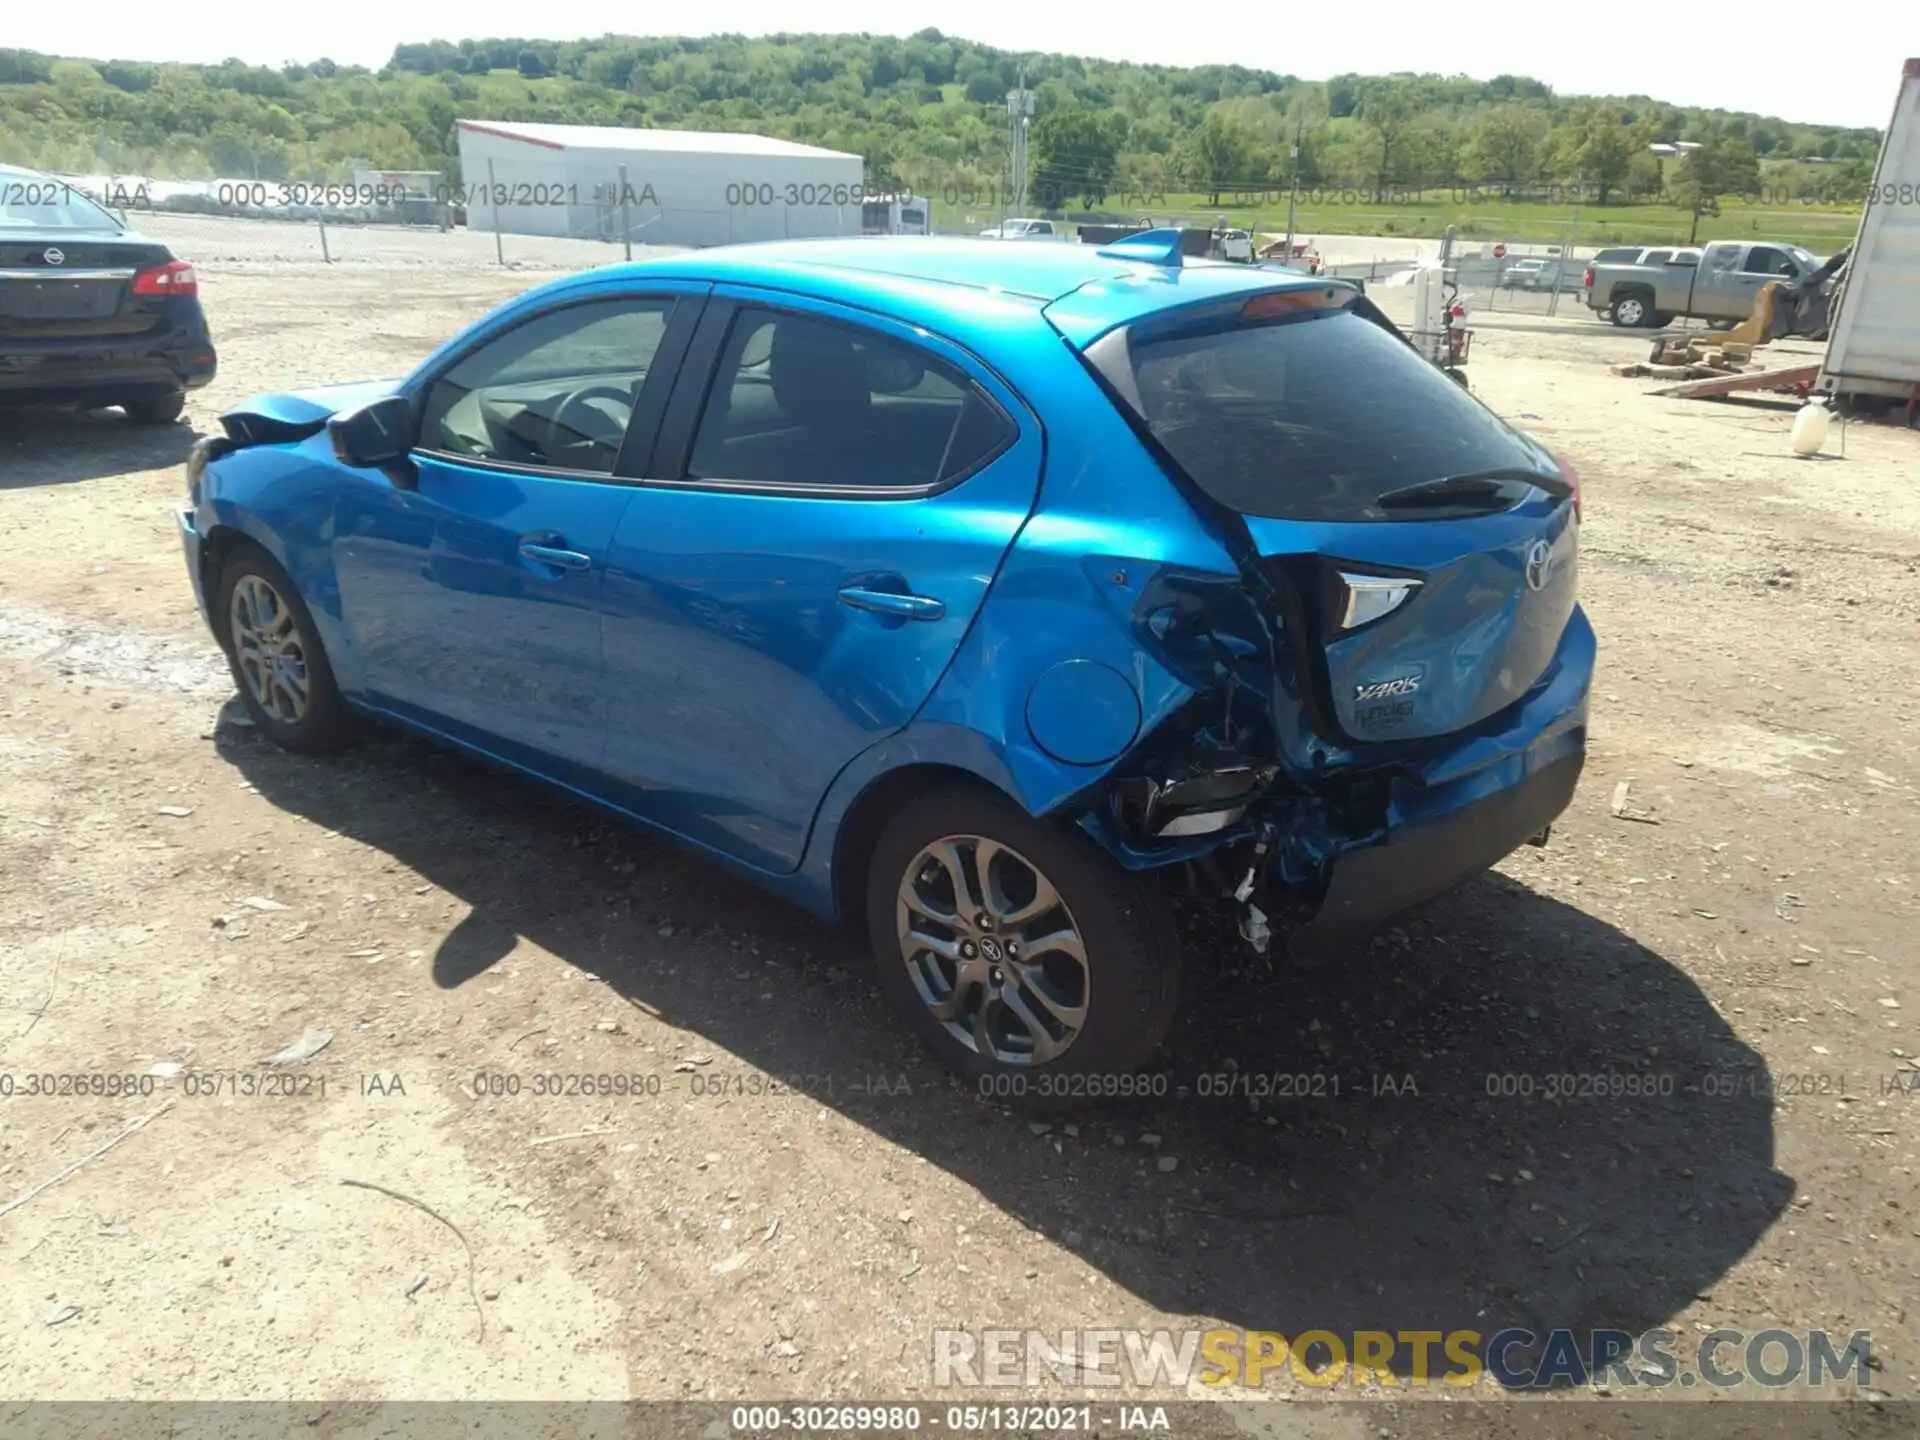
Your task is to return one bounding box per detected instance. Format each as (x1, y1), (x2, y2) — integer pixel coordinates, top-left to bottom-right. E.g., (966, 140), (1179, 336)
(546, 384), (635, 460)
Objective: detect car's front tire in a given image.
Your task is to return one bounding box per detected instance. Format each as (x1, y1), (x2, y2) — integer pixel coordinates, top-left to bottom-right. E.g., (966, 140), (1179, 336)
(865, 784), (1181, 1108)
(215, 545), (354, 754)
(122, 392), (185, 425)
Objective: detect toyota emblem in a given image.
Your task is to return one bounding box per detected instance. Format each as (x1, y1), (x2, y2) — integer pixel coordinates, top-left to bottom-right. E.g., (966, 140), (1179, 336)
(1524, 539), (1553, 591)
(43, 247), (65, 266)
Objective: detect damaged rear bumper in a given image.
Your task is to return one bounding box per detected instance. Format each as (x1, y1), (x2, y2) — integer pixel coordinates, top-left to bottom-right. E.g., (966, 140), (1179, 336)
(1293, 750), (1583, 949)
(1277, 605), (1593, 948)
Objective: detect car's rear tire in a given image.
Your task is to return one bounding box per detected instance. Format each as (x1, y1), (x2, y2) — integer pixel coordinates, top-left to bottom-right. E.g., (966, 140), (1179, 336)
(122, 392), (185, 425)
(865, 784), (1180, 1109)
(1610, 291), (1653, 328)
(214, 544), (354, 754)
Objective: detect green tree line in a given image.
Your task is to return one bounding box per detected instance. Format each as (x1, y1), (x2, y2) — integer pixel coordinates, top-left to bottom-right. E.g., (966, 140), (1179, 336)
(0, 34), (1881, 210)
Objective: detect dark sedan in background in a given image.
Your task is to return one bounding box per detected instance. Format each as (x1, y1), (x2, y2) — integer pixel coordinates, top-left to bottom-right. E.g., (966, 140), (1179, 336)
(1, 165), (215, 424)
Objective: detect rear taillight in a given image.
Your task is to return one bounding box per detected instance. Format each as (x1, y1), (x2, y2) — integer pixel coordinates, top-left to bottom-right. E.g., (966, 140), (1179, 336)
(1582, 267), (1594, 289)
(1549, 448), (1582, 521)
(132, 260), (197, 296)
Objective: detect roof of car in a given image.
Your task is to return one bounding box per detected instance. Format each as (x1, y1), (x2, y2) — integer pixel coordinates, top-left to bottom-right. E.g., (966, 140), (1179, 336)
(582, 235), (1336, 350)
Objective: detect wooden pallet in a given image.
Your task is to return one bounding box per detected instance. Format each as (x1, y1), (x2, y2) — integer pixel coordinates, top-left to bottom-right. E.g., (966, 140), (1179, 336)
(1649, 362), (1822, 400)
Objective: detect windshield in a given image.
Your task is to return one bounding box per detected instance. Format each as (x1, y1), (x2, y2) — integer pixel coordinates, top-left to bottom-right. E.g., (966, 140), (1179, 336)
(1112, 304), (1546, 523)
(0, 176), (123, 232)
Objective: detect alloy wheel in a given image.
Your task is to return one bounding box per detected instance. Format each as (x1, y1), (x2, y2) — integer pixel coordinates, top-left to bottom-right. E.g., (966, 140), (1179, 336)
(229, 574), (312, 725)
(896, 834), (1089, 1065)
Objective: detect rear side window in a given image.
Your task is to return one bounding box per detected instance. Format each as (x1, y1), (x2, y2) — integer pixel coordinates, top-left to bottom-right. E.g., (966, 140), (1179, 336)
(1105, 302), (1541, 522)
(686, 307), (1013, 491)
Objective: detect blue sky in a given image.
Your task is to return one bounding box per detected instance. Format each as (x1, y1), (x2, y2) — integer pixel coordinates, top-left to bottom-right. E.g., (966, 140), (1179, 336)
(8, 1), (1911, 129)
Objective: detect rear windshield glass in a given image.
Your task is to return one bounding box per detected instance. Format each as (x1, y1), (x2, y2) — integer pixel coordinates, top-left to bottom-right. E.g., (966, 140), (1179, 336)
(0, 177), (122, 231)
(1116, 307), (1541, 522)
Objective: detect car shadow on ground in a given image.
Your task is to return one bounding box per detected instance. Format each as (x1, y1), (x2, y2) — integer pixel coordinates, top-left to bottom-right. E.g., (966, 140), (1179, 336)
(0, 407), (196, 487)
(220, 713), (1793, 1381)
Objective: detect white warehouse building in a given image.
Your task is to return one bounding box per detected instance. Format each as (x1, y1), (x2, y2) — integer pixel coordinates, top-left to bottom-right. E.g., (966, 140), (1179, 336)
(453, 120), (865, 248)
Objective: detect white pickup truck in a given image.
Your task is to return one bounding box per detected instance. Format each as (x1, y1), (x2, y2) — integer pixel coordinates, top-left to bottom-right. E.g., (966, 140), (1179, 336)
(980, 217), (1070, 241)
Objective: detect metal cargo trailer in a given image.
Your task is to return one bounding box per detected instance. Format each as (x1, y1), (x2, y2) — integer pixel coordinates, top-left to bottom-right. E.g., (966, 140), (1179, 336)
(1820, 59), (1920, 414)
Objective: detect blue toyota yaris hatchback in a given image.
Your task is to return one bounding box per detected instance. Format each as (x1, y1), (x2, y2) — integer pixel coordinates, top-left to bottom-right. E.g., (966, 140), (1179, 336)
(179, 230), (1590, 1092)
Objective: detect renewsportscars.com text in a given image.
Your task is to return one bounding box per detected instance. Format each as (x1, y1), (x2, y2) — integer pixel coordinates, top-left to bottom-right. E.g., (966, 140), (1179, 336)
(932, 1326), (1874, 1391)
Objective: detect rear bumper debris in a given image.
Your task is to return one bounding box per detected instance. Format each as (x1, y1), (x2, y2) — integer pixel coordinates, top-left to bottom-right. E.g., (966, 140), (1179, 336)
(1291, 751), (1584, 953)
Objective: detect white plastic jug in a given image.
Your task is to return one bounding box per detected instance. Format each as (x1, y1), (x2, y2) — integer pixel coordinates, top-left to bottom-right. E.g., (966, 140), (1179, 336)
(1791, 399), (1832, 457)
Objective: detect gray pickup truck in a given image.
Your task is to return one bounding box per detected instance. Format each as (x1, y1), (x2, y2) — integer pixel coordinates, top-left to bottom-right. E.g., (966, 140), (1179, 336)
(1584, 240), (1823, 327)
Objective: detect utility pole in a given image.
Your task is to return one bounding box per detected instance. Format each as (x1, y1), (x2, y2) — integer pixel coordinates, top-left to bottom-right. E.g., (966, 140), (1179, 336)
(1007, 69), (1035, 220)
(1283, 118), (1303, 266)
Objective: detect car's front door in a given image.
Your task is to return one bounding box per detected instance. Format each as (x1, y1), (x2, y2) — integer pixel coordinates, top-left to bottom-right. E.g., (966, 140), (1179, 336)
(595, 292), (1043, 873)
(332, 289), (701, 779)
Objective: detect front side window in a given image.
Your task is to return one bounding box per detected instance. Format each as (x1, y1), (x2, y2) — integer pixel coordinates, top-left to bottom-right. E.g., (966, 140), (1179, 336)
(686, 308), (1013, 490)
(418, 298), (673, 474)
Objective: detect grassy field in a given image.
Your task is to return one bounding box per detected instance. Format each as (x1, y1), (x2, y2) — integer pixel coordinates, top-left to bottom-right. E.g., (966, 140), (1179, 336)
(937, 189), (1865, 251)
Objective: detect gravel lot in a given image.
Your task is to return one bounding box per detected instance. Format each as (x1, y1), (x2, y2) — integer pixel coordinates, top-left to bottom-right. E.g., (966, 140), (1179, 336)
(1, 218), (1916, 1422)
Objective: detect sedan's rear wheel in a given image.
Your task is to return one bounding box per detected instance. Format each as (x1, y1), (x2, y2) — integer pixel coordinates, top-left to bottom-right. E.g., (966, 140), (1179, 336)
(866, 785), (1180, 1107)
(216, 545), (354, 753)
(1611, 292), (1651, 328)
(122, 392), (185, 425)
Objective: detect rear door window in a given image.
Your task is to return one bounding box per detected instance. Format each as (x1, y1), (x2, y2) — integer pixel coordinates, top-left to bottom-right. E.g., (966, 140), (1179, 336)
(685, 307), (1013, 491)
(1102, 297), (1544, 522)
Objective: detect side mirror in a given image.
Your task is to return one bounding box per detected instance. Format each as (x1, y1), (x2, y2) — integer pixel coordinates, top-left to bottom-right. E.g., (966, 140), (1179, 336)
(328, 396), (415, 469)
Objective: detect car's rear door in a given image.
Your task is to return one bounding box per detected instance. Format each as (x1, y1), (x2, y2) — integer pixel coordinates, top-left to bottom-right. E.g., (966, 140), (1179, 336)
(1064, 283), (1580, 769)
(594, 289), (1042, 873)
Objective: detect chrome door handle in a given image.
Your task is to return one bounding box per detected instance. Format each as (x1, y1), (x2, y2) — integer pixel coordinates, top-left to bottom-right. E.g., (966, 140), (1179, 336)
(837, 586), (945, 621)
(519, 543), (591, 571)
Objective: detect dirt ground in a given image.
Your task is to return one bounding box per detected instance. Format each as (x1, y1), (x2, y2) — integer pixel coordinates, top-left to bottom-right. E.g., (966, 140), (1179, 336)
(1, 217), (1916, 1417)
